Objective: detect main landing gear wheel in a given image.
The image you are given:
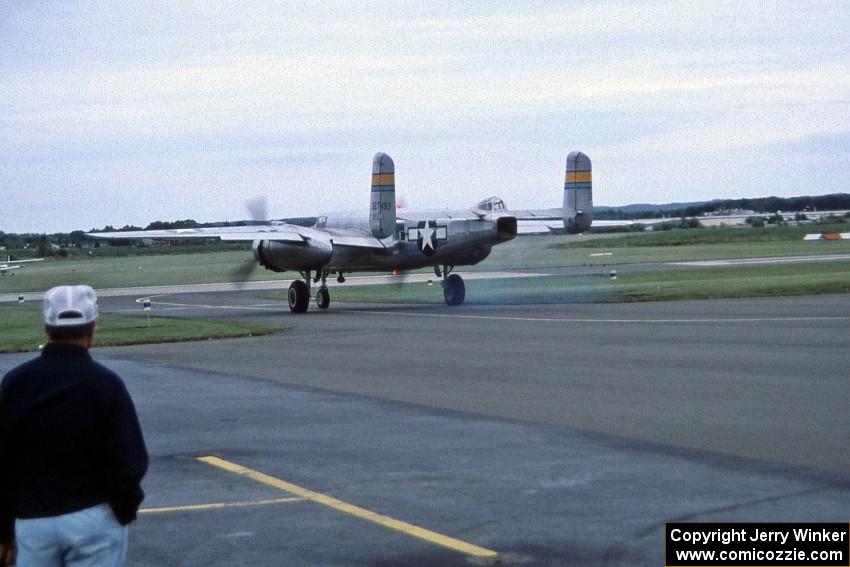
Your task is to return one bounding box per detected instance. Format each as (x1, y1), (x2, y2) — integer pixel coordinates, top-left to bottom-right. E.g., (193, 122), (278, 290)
(288, 280), (309, 313)
(316, 287), (330, 309)
(443, 273), (465, 306)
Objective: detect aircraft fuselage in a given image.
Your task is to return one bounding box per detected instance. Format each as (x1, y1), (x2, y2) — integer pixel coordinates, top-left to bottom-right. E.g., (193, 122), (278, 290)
(253, 215), (516, 274)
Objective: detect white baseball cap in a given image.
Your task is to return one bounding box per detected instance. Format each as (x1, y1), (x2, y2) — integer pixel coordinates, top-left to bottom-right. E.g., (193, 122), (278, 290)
(43, 285), (99, 327)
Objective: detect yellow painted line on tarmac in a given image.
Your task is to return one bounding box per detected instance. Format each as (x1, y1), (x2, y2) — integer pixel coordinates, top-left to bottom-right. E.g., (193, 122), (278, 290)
(198, 455), (499, 559)
(140, 497), (304, 514)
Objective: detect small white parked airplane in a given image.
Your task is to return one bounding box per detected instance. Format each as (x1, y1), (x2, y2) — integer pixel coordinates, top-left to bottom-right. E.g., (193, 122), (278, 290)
(0, 256), (45, 275)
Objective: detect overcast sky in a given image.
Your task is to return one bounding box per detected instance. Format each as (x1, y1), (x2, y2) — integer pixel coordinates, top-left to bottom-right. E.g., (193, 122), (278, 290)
(2, 1), (849, 233)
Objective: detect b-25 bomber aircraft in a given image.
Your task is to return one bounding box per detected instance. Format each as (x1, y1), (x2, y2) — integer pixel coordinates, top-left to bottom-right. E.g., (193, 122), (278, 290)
(88, 151), (594, 312)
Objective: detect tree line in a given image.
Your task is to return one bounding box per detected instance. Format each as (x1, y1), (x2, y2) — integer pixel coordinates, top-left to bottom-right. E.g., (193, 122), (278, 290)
(595, 193), (850, 220)
(1, 217), (319, 256)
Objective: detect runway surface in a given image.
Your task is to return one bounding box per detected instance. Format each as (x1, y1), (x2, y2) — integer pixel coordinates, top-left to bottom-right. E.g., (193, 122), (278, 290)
(0, 270), (545, 303)
(2, 290), (849, 565)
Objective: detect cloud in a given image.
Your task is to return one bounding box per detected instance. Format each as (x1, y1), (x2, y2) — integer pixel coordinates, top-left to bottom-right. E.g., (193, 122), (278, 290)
(1, 1), (849, 232)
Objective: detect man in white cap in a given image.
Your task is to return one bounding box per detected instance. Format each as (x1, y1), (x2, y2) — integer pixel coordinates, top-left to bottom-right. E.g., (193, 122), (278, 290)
(0, 285), (148, 567)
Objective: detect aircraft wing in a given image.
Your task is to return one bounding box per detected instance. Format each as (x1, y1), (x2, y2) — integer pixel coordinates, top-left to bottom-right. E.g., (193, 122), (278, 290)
(505, 207), (567, 221)
(497, 207), (569, 235)
(88, 224), (313, 244)
(401, 207), (574, 234)
(2, 257), (45, 264)
(515, 220), (644, 234)
(327, 235), (387, 249)
(397, 210), (482, 222)
(87, 224), (388, 249)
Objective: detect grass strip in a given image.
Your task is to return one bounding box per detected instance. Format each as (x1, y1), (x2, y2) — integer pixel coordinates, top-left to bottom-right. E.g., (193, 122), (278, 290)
(0, 306), (282, 353)
(571, 222), (850, 248)
(617, 261), (850, 301)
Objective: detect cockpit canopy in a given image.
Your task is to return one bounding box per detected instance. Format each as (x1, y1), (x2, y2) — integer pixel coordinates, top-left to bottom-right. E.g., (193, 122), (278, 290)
(475, 196), (507, 212)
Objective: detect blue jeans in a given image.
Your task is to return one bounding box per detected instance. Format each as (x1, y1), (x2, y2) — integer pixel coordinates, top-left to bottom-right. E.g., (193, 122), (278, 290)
(15, 504), (128, 567)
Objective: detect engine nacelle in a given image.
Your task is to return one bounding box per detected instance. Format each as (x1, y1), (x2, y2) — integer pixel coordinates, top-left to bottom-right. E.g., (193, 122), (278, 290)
(496, 216), (517, 241)
(252, 238), (332, 272)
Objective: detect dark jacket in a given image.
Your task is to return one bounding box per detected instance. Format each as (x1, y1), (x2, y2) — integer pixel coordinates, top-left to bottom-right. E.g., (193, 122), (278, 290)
(0, 343), (148, 543)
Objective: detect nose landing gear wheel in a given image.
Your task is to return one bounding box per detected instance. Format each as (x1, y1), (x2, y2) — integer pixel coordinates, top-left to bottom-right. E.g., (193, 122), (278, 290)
(443, 273), (465, 306)
(288, 280), (309, 313)
(316, 287), (330, 309)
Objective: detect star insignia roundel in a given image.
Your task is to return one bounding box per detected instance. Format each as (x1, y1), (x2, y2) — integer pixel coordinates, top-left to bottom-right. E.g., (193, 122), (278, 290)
(417, 220), (437, 256)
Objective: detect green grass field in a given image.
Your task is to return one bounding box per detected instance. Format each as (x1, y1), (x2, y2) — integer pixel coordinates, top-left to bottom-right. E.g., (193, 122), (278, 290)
(481, 224), (850, 270)
(0, 306), (282, 353)
(0, 249), (293, 292)
(616, 261), (850, 302)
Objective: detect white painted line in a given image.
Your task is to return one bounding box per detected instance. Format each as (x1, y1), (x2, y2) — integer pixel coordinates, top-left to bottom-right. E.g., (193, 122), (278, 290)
(338, 309), (850, 325)
(671, 254), (850, 267)
(135, 301), (282, 312)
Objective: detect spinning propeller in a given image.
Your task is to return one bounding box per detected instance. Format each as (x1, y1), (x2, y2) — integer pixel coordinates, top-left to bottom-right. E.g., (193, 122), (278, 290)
(230, 196), (268, 287)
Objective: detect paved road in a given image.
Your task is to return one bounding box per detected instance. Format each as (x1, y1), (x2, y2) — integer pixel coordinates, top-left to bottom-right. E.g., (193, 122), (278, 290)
(2, 292), (848, 566)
